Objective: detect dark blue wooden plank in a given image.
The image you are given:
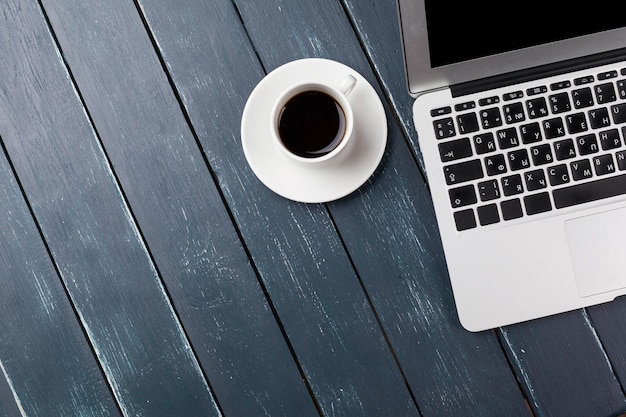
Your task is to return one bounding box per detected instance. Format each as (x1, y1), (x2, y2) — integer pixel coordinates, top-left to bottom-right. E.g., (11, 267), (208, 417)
(341, 1), (626, 416)
(0, 143), (119, 417)
(39, 0), (321, 416)
(0, 1), (220, 415)
(135, 0), (422, 415)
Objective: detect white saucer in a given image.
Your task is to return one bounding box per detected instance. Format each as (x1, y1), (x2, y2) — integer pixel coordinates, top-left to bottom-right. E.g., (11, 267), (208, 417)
(241, 58), (387, 203)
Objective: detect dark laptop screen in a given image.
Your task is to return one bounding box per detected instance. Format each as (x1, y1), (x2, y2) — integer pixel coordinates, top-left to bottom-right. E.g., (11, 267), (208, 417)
(425, 1), (626, 68)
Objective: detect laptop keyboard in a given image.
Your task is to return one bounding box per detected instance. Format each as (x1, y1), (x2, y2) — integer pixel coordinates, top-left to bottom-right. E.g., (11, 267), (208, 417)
(430, 67), (626, 231)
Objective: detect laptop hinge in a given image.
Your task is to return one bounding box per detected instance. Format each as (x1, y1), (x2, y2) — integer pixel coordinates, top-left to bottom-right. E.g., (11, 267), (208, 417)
(450, 47), (626, 98)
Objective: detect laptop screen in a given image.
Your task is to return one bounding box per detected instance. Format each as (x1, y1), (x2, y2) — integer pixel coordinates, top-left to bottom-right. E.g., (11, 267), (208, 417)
(400, 0), (626, 95)
(426, 1), (626, 68)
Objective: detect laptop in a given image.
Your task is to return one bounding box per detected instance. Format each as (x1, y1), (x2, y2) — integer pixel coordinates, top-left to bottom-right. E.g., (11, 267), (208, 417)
(398, 0), (626, 331)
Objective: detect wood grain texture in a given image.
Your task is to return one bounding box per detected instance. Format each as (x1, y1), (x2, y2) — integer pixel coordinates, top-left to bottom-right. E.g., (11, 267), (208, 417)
(40, 0), (320, 416)
(136, 0), (421, 415)
(0, 144), (119, 417)
(0, 1), (220, 415)
(340, 1), (626, 416)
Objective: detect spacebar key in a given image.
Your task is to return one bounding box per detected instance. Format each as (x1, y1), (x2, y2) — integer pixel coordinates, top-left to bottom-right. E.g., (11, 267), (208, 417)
(553, 173), (626, 209)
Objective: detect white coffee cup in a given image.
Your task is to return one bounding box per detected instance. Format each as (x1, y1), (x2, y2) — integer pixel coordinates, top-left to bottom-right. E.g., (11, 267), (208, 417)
(271, 75), (357, 164)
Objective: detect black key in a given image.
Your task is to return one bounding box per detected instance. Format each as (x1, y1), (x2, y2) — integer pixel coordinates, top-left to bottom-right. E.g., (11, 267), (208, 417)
(473, 133), (496, 154)
(570, 159), (593, 181)
(503, 102), (525, 124)
(457, 113), (480, 134)
(520, 122), (543, 144)
(530, 144), (554, 166)
(543, 118), (565, 139)
(527, 86), (548, 96)
(496, 127), (520, 149)
(480, 107), (502, 129)
(455, 101), (475, 111)
(508, 149), (531, 171)
(503, 91), (524, 101)
(454, 209), (476, 231)
(616, 150), (626, 170)
(588, 108), (610, 129)
(484, 154), (507, 176)
(439, 137), (473, 162)
(547, 164), (570, 186)
(477, 179), (501, 201)
(524, 192), (552, 215)
(565, 113), (588, 134)
(598, 70), (618, 80)
(576, 134), (599, 155)
(572, 87), (594, 108)
(526, 97), (549, 118)
(599, 129), (621, 150)
(617, 80), (626, 99)
(524, 169), (547, 191)
(550, 81), (571, 90)
(574, 75), (595, 85)
(431, 106), (451, 116)
(595, 83), (616, 104)
(611, 103), (626, 124)
(501, 199), (524, 220)
(444, 159), (484, 185)
(433, 117), (456, 139)
(549, 92), (571, 114)
(553, 173), (626, 209)
(553, 139), (577, 160)
(477, 204), (500, 226)
(479, 96), (499, 106)
(449, 184), (477, 208)
(501, 174), (524, 196)
(593, 154), (616, 176)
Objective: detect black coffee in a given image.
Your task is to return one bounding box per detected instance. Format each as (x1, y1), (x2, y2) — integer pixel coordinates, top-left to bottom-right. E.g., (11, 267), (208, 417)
(278, 91), (346, 158)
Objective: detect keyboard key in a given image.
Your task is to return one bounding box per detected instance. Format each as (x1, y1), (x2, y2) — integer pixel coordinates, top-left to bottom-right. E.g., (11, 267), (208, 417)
(549, 92), (571, 114)
(550, 81), (571, 90)
(526, 97), (549, 118)
(438, 137), (473, 162)
(484, 154), (507, 176)
(576, 134), (599, 155)
(457, 113), (480, 134)
(565, 112), (588, 134)
(570, 159), (593, 180)
(572, 87), (594, 108)
(524, 169), (547, 191)
(595, 82), (617, 103)
(553, 173), (626, 209)
(617, 80), (626, 99)
(477, 179), (501, 201)
(444, 159), (484, 185)
(507, 149), (531, 171)
(598, 70), (618, 80)
(477, 204), (500, 226)
(503, 102), (525, 124)
(479, 96), (499, 106)
(433, 117), (456, 139)
(496, 127), (520, 149)
(520, 122), (543, 144)
(527, 86), (548, 96)
(480, 108), (503, 129)
(547, 164), (570, 186)
(599, 129), (621, 150)
(431, 106), (451, 116)
(524, 192), (552, 215)
(616, 150), (626, 170)
(574, 75), (595, 85)
(588, 107), (610, 129)
(543, 118), (565, 139)
(455, 101), (475, 111)
(593, 154), (616, 176)
(454, 209), (476, 231)
(611, 103), (626, 124)
(502, 174), (524, 196)
(553, 139), (577, 160)
(530, 144), (554, 165)
(473, 133), (497, 154)
(501, 198), (523, 220)
(449, 184), (477, 208)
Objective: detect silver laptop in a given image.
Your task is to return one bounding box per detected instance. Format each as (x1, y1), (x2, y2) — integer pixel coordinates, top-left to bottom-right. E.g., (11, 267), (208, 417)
(398, 1), (626, 331)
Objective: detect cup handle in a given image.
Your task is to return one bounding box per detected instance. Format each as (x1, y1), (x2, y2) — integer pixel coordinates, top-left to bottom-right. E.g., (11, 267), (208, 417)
(338, 75), (357, 97)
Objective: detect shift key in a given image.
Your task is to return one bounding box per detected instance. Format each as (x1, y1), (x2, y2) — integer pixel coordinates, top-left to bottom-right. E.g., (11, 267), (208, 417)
(443, 159), (484, 185)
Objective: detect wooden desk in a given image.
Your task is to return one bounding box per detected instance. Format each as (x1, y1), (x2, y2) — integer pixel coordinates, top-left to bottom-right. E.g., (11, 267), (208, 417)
(1, 0), (625, 416)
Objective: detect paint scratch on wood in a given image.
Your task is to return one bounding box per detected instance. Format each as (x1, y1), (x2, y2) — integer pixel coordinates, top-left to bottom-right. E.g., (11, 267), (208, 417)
(0, 360), (26, 417)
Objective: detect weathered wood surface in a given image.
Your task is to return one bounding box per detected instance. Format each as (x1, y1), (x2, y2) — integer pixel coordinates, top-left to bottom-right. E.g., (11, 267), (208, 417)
(0, 0), (625, 416)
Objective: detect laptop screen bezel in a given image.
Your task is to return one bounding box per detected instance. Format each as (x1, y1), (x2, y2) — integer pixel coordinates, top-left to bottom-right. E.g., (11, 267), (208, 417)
(399, 0), (626, 97)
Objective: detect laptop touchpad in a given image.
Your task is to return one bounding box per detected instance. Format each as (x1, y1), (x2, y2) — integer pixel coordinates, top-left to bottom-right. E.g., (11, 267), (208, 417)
(565, 207), (626, 298)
